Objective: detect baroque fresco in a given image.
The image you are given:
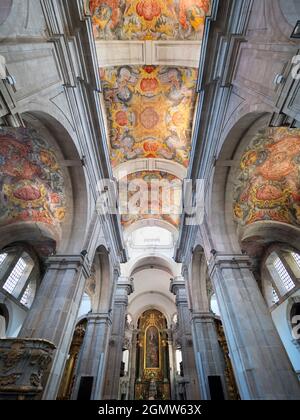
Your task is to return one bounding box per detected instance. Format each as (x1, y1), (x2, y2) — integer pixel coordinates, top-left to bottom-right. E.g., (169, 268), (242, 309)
(101, 65), (198, 168)
(0, 127), (66, 230)
(87, 0), (211, 40)
(233, 128), (300, 227)
(120, 171), (181, 228)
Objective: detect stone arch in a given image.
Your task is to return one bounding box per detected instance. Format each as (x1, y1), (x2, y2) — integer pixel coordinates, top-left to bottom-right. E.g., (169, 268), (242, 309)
(21, 111), (89, 254)
(129, 300), (173, 328)
(0, 0), (13, 26)
(124, 219), (178, 236)
(208, 111), (272, 253)
(0, 110), (89, 256)
(0, 303), (9, 337)
(189, 245), (210, 313)
(90, 245), (113, 313)
(114, 159), (187, 180)
(278, 0), (300, 28)
(128, 254), (178, 278)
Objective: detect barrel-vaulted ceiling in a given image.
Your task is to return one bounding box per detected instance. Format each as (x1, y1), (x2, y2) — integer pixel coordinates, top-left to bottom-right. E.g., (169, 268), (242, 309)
(88, 0), (210, 40)
(87, 1), (211, 230)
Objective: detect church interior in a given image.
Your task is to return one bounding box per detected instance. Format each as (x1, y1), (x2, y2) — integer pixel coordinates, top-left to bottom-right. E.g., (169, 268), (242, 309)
(0, 0), (300, 401)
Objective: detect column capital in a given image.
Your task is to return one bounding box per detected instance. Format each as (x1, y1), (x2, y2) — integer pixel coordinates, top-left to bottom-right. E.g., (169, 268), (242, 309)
(208, 253), (252, 276)
(87, 312), (112, 326)
(117, 276), (134, 296)
(191, 311), (215, 323)
(45, 255), (91, 278)
(170, 276), (185, 296)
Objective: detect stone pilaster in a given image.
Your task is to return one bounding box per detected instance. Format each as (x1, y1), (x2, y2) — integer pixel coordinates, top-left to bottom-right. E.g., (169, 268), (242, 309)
(209, 254), (300, 400)
(191, 312), (227, 400)
(18, 255), (90, 400)
(170, 277), (200, 400)
(71, 312), (112, 400)
(103, 277), (134, 400)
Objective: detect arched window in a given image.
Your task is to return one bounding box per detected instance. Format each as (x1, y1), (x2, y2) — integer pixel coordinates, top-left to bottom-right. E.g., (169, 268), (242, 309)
(0, 247), (39, 309)
(264, 248), (300, 307)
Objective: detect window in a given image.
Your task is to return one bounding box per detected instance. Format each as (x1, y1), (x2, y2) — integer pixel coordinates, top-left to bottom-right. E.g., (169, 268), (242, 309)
(0, 249), (37, 309)
(273, 257), (295, 293)
(292, 252), (300, 270)
(20, 279), (36, 308)
(265, 250), (299, 307)
(3, 257), (27, 294)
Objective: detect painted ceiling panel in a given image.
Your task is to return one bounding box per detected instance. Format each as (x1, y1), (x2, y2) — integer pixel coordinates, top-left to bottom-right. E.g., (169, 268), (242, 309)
(87, 0), (211, 40)
(120, 171), (182, 228)
(234, 128), (300, 228)
(0, 127), (66, 230)
(100, 65), (198, 168)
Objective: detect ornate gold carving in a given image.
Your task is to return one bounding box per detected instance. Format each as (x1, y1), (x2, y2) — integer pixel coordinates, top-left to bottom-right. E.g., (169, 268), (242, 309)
(215, 319), (240, 401)
(0, 374), (21, 387)
(135, 310), (170, 400)
(57, 320), (87, 400)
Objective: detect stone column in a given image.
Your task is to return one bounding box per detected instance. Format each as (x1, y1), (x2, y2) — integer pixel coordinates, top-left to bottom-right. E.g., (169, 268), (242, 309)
(18, 255), (90, 400)
(103, 277), (134, 400)
(71, 312), (112, 400)
(170, 277), (200, 400)
(209, 254), (300, 400)
(191, 312), (227, 400)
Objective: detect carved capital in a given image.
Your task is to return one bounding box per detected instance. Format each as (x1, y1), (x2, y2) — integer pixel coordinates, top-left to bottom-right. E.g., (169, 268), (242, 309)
(208, 253), (252, 277)
(0, 339), (56, 400)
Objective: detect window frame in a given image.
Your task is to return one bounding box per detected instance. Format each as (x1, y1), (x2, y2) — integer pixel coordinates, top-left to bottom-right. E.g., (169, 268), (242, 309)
(262, 245), (300, 311)
(0, 246), (40, 310)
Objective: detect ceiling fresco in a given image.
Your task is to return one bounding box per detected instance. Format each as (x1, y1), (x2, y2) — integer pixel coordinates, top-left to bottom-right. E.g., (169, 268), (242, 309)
(233, 128), (300, 228)
(0, 127), (66, 230)
(100, 65), (198, 168)
(87, 0), (211, 40)
(120, 171), (182, 229)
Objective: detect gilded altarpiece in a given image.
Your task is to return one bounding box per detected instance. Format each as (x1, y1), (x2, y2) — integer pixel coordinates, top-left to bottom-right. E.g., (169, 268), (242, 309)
(135, 310), (170, 400)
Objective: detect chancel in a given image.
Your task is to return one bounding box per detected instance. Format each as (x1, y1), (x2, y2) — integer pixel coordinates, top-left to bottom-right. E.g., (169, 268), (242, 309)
(0, 0), (300, 401)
